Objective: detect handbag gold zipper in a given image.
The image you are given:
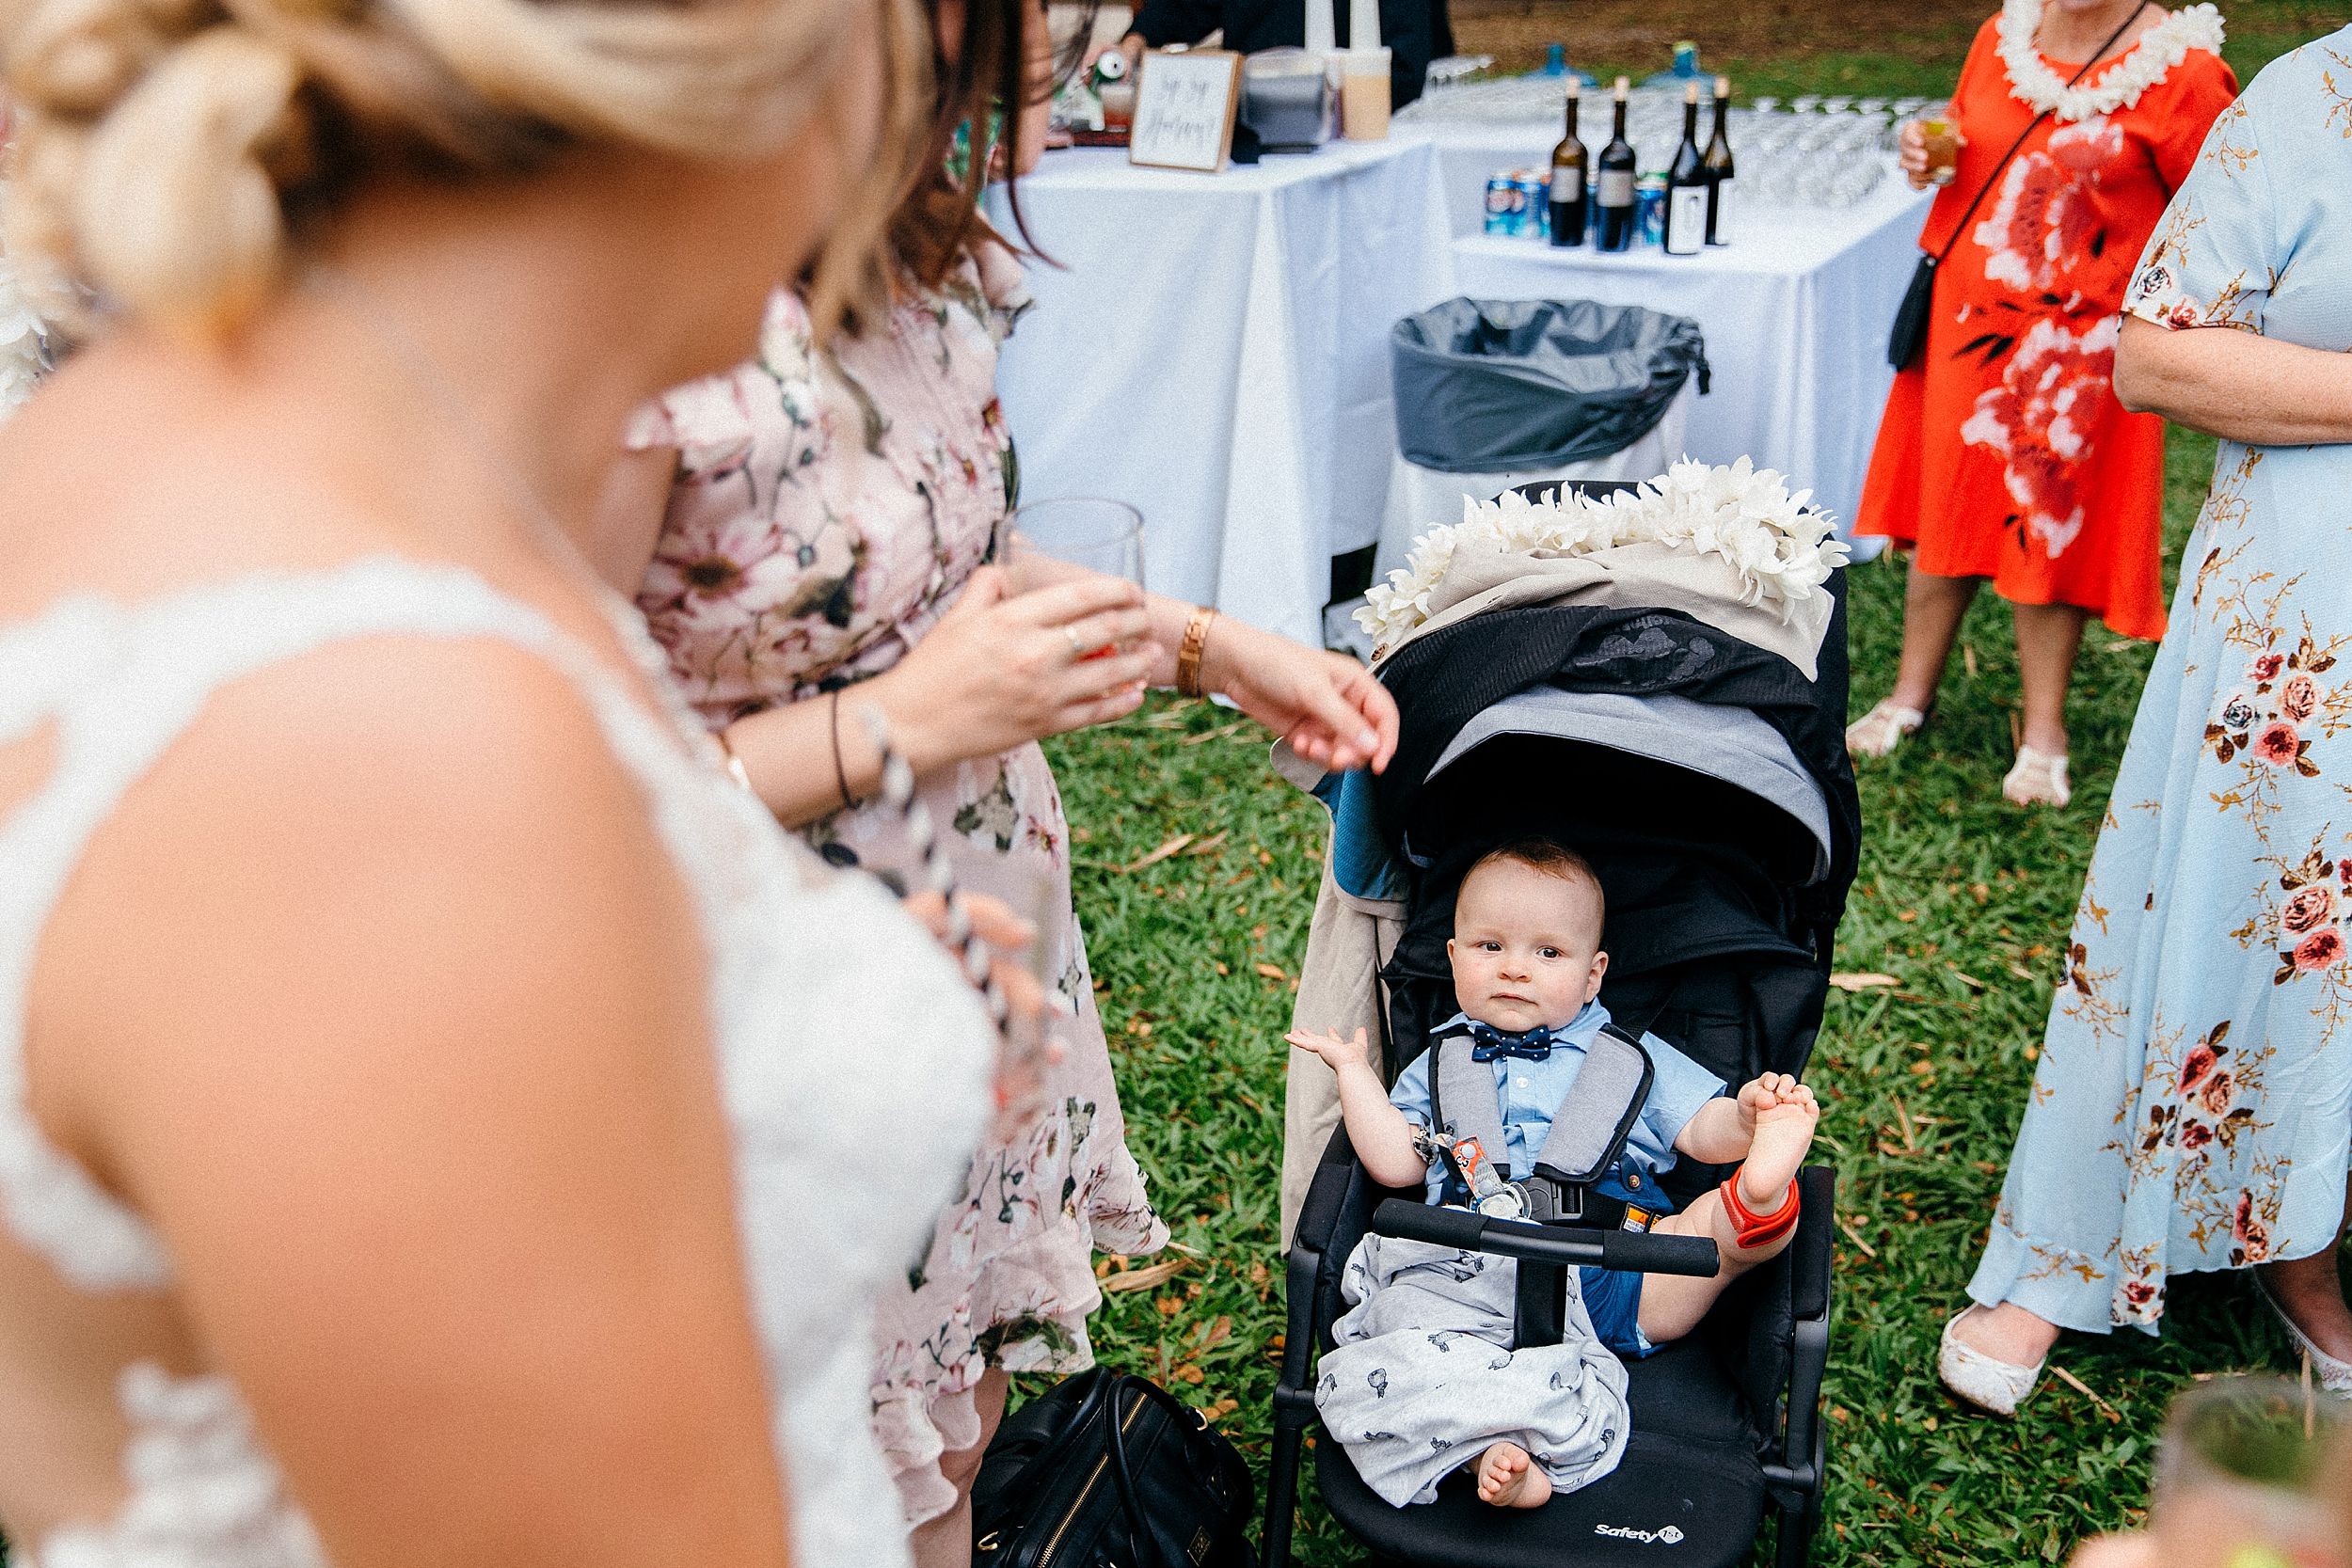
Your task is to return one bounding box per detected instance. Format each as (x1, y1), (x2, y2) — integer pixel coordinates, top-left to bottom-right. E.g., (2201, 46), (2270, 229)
(1034, 1390), (1149, 1568)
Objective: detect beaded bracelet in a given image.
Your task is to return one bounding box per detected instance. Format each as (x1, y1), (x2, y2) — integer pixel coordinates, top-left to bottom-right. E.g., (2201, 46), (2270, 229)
(714, 726), (755, 795)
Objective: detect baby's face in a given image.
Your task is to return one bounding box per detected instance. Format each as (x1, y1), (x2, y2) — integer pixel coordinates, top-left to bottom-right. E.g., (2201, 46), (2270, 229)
(1445, 857), (1607, 1035)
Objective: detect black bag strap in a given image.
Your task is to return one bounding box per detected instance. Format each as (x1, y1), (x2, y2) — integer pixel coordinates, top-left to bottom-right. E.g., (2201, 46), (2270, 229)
(1104, 1379), (1174, 1568)
(1924, 3), (2148, 268)
(1102, 1379), (1156, 1568)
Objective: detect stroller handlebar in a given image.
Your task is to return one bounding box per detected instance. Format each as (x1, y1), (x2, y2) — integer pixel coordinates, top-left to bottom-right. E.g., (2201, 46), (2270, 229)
(1370, 1198), (1722, 1277)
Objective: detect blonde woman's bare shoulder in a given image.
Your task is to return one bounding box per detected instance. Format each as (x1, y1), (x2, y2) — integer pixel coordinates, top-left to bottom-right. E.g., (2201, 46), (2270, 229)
(24, 626), (796, 1563)
(31, 627), (710, 1209)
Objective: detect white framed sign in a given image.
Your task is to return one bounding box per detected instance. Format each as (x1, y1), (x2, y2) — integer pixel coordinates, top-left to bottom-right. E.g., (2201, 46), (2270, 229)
(1128, 48), (1243, 173)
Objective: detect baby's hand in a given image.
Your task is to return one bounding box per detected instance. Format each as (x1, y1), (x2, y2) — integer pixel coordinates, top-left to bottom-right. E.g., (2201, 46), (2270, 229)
(1286, 1026), (1372, 1072)
(1735, 1072), (1810, 1134)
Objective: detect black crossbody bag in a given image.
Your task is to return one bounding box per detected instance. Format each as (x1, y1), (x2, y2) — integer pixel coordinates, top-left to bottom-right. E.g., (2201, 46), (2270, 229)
(1887, 3), (2148, 370)
(971, 1369), (1258, 1568)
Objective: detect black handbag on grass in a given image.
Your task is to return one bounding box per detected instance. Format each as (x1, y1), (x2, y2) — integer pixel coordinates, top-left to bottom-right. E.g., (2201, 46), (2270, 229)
(1887, 3), (2150, 370)
(971, 1369), (1257, 1568)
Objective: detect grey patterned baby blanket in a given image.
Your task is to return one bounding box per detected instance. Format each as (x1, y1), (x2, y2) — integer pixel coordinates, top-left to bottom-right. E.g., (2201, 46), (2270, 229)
(1313, 1228), (1631, 1507)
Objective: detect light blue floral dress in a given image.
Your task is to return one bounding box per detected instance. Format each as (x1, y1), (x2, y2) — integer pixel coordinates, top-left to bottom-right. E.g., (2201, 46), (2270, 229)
(1969, 31), (2352, 1335)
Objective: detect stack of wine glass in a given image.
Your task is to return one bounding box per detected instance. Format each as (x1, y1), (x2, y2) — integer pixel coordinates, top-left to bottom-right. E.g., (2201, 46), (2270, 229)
(1403, 81), (1919, 212)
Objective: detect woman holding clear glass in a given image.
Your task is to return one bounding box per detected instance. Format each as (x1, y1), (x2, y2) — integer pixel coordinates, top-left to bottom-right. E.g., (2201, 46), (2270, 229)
(598, 5), (1399, 1562)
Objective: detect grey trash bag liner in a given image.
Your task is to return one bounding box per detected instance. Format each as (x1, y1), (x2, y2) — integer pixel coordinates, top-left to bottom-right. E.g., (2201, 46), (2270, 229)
(1390, 297), (1710, 475)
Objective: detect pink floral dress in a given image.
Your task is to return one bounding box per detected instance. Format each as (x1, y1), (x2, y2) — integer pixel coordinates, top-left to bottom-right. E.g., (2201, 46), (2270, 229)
(628, 246), (1167, 1524)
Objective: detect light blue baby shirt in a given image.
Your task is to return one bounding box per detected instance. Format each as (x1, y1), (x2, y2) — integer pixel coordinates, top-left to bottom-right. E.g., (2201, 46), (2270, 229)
(1389, 999), (1726, 1213)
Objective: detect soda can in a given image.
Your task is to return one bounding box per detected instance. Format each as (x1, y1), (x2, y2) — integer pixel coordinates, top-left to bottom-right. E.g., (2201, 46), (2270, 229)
(1634, 174), (1668, 246)
(1483, 173), (1523, 236)
(1514, 171), (1550, 241)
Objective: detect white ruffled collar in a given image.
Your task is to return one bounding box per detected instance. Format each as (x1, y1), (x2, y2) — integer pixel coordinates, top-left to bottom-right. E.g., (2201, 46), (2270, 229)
(1996, 0), (2226, 121)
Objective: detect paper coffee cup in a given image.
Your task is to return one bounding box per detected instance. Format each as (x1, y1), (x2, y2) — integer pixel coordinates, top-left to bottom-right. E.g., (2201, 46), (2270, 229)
(1338, 46), (1391, 140)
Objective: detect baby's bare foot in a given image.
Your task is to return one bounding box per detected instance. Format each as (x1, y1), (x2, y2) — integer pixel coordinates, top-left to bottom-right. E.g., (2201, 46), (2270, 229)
(1474, 1442), (1552, 1509)
(1739, 1085), (1820, 1212)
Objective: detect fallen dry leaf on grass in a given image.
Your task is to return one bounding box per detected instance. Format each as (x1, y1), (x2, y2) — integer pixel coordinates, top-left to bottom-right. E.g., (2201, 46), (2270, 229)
(1102, 1257), (1189, 1293)
(1829, 973), (1899, 991)
(1120, 833), (1194, 874)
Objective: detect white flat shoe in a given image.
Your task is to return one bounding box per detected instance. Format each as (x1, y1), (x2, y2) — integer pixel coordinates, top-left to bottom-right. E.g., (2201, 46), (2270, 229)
(1846, 699), (1928, 759)
(2002, 745), (2072, 808)
(1938, 1307), (2044, 1417)
(2251, 1269), (2352, 1394)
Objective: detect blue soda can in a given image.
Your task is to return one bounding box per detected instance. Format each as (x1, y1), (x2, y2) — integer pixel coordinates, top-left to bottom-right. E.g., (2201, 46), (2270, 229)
(1635, 175), (1668, 246)
(1483, 173), (1523, 236)
(1516, 172), (1550, 240)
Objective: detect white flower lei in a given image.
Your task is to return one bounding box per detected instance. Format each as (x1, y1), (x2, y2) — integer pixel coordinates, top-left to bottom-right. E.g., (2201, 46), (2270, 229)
(1995, 0), (2226, 122)
(1356, 457), (1849, 657)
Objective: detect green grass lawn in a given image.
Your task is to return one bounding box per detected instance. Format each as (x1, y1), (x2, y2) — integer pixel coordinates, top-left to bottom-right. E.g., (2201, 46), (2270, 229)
(1044, 429), (2289, 1567)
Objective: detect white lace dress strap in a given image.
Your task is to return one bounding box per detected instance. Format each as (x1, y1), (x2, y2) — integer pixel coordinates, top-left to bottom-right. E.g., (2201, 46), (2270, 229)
(0, 555), (694, 1292)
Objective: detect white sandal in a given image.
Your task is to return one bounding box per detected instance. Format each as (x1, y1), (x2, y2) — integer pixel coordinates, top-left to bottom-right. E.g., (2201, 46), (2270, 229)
(2251, 1269), (2352, 1394)
(1846, 699), (1929, 759)
(1938, 1307), (2045, 1417)
(2002, 745), (2072, 808)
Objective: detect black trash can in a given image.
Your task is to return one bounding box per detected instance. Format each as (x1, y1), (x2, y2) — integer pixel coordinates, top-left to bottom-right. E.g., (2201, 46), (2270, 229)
(1390, 296), (1709, 475)
(1363, 298), (1711, 611)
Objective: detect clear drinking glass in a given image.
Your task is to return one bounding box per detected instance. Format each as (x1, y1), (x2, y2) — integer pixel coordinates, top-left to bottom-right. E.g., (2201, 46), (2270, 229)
(1005, 497), (1146, 592)
(2149, 1375), (2352, 1568)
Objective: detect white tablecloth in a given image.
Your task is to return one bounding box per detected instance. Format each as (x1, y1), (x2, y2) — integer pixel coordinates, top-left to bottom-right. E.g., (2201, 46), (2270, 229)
(987, 139), (1455, 647)
(1437, 150), (1932, 531)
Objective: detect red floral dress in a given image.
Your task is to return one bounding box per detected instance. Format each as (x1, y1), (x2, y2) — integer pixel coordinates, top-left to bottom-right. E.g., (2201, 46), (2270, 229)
(1855, 10), (2235, 640)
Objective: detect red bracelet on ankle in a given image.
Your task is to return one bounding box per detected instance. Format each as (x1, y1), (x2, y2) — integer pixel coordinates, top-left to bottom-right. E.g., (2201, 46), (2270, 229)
(1719, 1168), (1801, 1250)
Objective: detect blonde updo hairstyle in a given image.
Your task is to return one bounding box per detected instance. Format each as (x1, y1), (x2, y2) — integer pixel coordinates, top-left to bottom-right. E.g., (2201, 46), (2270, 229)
(1, 0), (927, 339)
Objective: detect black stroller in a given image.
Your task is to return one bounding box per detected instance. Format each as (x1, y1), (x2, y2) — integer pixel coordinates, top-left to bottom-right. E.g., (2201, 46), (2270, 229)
(1264, 483), (1861, 1568)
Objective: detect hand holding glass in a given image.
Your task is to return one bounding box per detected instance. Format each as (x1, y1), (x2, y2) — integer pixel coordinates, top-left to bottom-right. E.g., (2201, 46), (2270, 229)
(2148, 1375), (2350, 1568)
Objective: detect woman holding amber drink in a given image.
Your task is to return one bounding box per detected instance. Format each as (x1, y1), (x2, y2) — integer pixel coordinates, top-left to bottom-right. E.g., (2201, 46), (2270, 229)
(1849, 0), (2234, 805)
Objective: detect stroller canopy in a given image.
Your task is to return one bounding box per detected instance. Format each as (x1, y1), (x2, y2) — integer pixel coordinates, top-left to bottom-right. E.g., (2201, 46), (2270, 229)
(1371, 594), (1862, 949)
(1422, 687), (1835, 887)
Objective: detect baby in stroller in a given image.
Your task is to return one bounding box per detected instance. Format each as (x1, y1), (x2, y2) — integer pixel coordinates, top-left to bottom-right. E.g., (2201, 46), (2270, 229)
(1288, 836), (1820, 1513)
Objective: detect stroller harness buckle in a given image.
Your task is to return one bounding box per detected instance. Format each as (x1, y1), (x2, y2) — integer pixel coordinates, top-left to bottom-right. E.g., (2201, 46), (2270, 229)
(1428, 1022), (1656, 1227)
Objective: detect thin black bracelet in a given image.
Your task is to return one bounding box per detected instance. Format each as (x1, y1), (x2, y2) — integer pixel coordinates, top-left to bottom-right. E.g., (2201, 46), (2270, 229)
(829, 689), (856, 811)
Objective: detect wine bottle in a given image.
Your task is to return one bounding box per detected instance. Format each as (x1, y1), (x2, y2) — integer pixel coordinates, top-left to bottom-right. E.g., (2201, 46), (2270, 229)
(1548, 80), (1588, 247)
(1662, 80), (1708, 256)
(1596, 76), (1637, 253)
(1704, 74), (1737, 245)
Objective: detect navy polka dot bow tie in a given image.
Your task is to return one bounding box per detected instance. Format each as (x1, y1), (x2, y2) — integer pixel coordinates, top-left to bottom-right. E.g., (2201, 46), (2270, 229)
(1468, 1022), (1560, 1062)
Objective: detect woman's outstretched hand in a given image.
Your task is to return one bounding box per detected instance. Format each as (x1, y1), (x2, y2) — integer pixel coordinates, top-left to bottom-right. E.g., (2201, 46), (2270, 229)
(1203, 619), (1399, 775)
(875, 566), (1164, 769)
